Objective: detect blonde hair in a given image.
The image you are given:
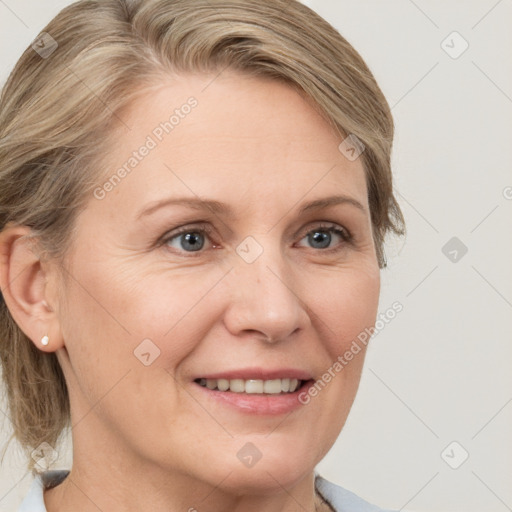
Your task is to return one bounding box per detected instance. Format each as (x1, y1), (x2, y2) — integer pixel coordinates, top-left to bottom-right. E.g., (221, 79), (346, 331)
(0, 0), (404, 471)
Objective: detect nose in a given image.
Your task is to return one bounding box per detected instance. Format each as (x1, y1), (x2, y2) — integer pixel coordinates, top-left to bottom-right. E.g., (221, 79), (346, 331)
(222, 245), (311, 343)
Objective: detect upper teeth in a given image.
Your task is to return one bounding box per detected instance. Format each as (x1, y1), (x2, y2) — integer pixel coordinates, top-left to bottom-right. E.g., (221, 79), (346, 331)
(197, 378), (302, 394)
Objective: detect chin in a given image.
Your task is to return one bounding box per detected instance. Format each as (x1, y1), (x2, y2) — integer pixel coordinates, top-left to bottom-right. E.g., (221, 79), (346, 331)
(218, 465), (313, 496)
(200, 438), (320, 495)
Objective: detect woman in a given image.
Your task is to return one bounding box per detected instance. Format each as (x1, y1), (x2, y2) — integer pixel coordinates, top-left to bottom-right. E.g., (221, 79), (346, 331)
(0, 0), (404, 510)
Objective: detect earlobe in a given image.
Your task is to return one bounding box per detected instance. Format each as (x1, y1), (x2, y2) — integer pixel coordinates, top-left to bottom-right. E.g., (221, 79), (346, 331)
(0, 224), (64, 352)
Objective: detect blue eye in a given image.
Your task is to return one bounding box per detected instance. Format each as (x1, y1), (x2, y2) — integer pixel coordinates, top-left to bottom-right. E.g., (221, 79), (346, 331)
(299, 225), (351, 250)
(160, 223), (351, 256)
(308, 230), (332, 249)
(164, 228), (209, 252)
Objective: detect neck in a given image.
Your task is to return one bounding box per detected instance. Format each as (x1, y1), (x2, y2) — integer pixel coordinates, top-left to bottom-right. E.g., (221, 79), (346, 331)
(44, 466), (323, 512)
(43, 417), (322, 512)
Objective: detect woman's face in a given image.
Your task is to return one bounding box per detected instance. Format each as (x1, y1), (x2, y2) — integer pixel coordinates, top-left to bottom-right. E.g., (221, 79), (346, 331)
(52, 71), (380, 492)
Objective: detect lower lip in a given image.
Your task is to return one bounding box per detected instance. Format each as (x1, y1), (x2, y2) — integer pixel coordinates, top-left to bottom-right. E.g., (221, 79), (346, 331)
(194, 380), (315, 415)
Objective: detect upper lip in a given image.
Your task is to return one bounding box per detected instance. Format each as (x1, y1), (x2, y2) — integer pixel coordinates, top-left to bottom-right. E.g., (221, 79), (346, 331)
(195, 367), (313, 381)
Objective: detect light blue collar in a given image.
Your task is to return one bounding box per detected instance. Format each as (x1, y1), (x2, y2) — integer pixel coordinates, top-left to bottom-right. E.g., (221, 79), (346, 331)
(19, 470), (394, 512)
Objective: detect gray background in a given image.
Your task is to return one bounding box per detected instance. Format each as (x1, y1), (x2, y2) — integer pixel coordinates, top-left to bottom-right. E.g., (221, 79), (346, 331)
(1, 1), (511, 511)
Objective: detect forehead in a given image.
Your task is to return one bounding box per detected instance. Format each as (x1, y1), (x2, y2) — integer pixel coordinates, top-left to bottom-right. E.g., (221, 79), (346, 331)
(92, 71), (369, 218)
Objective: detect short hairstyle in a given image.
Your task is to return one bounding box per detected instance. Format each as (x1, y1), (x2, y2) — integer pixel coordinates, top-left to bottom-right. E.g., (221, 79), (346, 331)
(0, 0), (404, 471)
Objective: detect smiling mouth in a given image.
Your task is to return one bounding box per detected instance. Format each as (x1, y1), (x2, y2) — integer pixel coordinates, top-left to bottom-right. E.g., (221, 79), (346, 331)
(194, 378), (308, 394)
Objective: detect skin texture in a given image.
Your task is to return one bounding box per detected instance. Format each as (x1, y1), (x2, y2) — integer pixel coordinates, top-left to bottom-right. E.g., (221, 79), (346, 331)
(0, 71), (380, 512)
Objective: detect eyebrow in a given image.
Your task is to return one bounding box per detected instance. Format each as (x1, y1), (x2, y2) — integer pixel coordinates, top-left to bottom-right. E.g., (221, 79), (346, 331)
(298, 195), (366, 215)
(136, 194), (366, 220)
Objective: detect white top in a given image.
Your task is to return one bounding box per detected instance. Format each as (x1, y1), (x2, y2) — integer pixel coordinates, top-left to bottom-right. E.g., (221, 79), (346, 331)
(18, 470), (395, 511)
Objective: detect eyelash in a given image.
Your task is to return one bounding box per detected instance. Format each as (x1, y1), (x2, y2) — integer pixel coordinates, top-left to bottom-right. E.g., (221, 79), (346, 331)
(158, 222), (353, 256)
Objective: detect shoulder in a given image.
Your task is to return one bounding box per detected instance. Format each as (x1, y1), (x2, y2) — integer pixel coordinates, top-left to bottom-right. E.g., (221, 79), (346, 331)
(18, 470), (70, 512)
(315, 474), (397, 512)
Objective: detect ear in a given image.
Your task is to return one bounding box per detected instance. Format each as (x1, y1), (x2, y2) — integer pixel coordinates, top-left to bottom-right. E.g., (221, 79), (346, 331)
(0, 224), (64, 353)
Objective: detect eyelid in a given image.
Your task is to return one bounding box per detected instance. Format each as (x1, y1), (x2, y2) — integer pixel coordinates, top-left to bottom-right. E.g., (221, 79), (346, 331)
(295, 221), (352, 242)
(158, 223), (216, 249)
(158, 220), (353, 256)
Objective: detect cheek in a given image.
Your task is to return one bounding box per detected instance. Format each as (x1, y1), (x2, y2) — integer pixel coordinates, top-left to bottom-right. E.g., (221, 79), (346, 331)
(312, 263), (380, 358)
(293, 264), (380, 456)
(60, 249), (379, 379)
(60, 256), (230, 370)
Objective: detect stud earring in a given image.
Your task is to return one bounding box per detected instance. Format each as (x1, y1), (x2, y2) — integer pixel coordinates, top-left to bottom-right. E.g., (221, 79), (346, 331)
(41, 335), (49, 346)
